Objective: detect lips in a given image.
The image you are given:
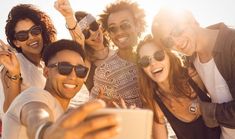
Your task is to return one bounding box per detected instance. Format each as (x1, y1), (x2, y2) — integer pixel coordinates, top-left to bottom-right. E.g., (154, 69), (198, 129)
(29, 41), (39, 48)
(151, 67), (163, 75)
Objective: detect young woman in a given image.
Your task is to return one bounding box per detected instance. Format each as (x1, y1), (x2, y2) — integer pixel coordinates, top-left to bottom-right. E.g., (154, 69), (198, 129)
(54, 0), (115, 91)
(136, 35), (220, 139)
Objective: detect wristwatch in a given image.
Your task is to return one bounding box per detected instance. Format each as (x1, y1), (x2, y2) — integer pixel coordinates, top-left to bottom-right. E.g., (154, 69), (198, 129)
(6, 71), (22, 80)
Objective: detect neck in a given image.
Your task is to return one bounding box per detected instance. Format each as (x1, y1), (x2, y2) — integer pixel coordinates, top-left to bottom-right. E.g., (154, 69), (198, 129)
(45, 84), (69, 111)
(23, 53), (41, 66)
(94, 46), (109, 60)
(197, 28), (219, 63)
(157, 80), (171, 94)
(117, 47), (136, 63)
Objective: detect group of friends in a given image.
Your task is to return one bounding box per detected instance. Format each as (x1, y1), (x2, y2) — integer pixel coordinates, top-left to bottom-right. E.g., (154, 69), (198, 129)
(0, 0), (234, 139)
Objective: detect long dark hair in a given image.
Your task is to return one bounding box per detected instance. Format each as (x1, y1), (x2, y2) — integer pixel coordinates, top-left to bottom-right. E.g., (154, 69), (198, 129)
(5, 4), (56, 53)
(137, 35), (195, 122)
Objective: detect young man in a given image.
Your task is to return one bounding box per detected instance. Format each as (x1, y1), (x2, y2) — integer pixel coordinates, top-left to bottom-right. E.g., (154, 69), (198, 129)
(90, 0), (146, 108)
(152, 8), (235, 139)
(3, 39), (120, 139)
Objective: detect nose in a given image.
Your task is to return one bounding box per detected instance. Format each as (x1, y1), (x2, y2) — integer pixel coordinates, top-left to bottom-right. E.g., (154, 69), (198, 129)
(68, 68), (77, 79)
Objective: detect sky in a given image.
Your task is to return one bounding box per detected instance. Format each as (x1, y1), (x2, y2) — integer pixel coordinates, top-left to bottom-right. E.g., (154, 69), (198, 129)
(0, 0), (235, 42)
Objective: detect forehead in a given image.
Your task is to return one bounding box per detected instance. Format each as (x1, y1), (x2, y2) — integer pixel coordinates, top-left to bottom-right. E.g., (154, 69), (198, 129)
(49, 50), (84, 65)
(152, 20), (174, 39)
(107, 10), (135, 26)
(139, 42), (161, 56)
(15, 18), (35, 32)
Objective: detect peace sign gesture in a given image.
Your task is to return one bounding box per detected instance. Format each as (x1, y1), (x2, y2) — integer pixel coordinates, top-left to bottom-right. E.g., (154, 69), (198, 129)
(0, 40), (20, 75)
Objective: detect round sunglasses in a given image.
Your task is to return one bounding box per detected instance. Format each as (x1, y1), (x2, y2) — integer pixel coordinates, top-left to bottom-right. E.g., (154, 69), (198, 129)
(108, 22), (132, 34)
(82, 21), (100, 39)
(14, 25), (42, 42)
(138, 50), (165, 68)
(47, 62), (88, 78)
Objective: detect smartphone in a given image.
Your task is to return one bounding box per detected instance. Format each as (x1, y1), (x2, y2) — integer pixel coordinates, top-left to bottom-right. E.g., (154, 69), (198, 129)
(78, 14), (96, 31)
(88, 108), (153, 139)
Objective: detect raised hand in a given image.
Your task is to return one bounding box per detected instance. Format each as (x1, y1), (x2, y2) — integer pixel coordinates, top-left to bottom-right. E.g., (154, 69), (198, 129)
(43, 99), (120, 139)
(0, 40), (20, 75)
(54, 0), (73, 18)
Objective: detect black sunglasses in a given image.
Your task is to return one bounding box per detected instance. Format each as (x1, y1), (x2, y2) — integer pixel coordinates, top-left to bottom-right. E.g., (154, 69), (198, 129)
(48, 62), (88, 78)
(82, 21), (100, 39)
(138, 50), (165, 67)
(14, 25), (42, 42)
(108, 22), (132, 34)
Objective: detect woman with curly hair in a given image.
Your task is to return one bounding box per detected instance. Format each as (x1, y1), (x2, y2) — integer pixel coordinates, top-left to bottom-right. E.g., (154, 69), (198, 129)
(0, 4), (56, 115)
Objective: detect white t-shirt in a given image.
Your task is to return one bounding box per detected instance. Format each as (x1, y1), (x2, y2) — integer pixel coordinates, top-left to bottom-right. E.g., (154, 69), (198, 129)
(0, 53), (46, 119)
(194, 56), (235, 139)
(2, 87), (64, 139)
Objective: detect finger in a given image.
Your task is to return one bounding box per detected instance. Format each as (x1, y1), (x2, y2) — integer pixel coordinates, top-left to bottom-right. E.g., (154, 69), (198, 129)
(84, 126), (120, 139)
(119, 98), (127, 109)
(75, 114), (120, 137)
(112, 101), (120, 109)
(61, 99), (106, 128)
(0, 40), (10, 51)
(98, 87), (104, 98)
(129, 104), (136, 109)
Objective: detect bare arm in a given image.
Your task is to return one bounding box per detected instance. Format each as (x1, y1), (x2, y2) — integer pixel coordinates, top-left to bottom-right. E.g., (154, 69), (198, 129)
(0, 40), (21, 112)
(21, 100), (120, 139)
(54, 0), (85, 46)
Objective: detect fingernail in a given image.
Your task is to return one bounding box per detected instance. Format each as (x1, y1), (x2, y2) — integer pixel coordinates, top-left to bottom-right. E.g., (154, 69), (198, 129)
(96, 99), (106, 107)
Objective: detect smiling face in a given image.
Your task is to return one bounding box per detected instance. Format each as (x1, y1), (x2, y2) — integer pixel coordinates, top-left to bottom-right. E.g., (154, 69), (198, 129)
(13, 18), (43, 58)
(138, 42), (170, 84)
(44, 50), (86, 101)
(107, 10), (139, 50)
(84, 24), (105, 50)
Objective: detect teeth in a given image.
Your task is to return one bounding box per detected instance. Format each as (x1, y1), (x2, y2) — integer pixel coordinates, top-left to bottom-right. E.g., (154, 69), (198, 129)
(64, 84), (77, 89)
(152, 68), (163, 74)
(118, 37), (128, 43)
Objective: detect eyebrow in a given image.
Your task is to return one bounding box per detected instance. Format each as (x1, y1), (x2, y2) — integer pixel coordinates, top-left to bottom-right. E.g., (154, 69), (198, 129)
(108, 19), (130, 26)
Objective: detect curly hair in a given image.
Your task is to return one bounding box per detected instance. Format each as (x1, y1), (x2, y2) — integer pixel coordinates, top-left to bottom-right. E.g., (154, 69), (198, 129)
(75, 11), (110, 61)
(136, 35), (195, 122)
(5, 4), (56, 53)
(99, 0), (146, 37)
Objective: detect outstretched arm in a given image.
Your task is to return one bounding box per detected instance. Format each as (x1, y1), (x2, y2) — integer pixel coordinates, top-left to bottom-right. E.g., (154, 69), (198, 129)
(21, 99), (120, 139)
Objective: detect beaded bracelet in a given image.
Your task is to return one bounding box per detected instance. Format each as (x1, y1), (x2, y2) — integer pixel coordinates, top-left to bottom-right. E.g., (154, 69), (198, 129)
(65, 21), (78, 30)
(6, 70), (22, 81)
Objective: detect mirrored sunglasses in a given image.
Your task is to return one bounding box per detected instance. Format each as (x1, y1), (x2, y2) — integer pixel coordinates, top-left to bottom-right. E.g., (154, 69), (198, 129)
(138, 50), (165, 68)
(14, 25), (42, 42)
(48, 62), (88, 78)
(82, 21), (100, 39)
(108, 22), (132, 34)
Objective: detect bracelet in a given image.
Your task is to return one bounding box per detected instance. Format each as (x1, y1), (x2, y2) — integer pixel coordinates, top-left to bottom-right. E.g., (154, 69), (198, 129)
(65, 22), (77, 30)
(35, 121), (53, 139)
(6, 70), (22, 81)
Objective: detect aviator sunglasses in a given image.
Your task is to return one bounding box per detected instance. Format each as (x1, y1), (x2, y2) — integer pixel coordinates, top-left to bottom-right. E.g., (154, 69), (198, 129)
(48, 62), (88, 78)
(138, 50), (165, 68)
(82, 21), (100, 39)
(14, 25), (42, 42)
(108, 22), (132, 34)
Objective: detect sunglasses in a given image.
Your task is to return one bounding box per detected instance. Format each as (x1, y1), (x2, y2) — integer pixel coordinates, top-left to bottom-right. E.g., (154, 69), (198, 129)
(161, 26), (185, 48)
(48, 62), (88, 78)
(138, 50), (165, 68)
(14, 25), (42, 42)
(108, 22), (132, 34)
(82, 21), (100, 39)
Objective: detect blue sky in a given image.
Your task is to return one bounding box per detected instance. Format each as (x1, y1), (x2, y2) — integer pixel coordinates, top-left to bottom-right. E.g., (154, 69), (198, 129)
(0, 0), (235, 42)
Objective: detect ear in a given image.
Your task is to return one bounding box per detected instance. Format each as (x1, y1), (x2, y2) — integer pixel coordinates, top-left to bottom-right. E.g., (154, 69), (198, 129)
(13, 40), (21, 48)
(43, 67), (49, 78)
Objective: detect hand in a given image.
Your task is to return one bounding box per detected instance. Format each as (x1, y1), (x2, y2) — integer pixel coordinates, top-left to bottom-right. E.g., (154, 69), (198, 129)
(97, 87), (118, 108)
(43, 99), (120, 139)
(54, 0), (74, 18)
(0, 40), (20, 75)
